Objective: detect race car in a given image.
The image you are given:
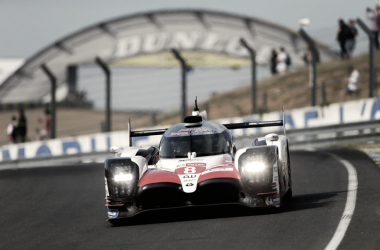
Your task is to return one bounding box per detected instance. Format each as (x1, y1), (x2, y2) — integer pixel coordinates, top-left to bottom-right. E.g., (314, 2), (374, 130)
(104, 100), (292, 224)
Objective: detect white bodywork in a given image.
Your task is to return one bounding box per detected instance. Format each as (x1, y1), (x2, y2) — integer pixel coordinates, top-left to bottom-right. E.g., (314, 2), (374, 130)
(109, 132), (289, 195)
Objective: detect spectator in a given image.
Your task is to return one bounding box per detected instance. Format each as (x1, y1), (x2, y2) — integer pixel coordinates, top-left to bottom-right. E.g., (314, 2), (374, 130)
(38, 108), (51, 140)
(366, 5), (380, 50)
(6, 116), (17, 143)
(346, 19), (358, 57)
(270, 49), (278, 75)
(337, 19), (352, 59)
(14, 108), (27, 143)
(302, 44), (313, 65)
(276, 47), (288, 73)
(340, 66), (361, 99)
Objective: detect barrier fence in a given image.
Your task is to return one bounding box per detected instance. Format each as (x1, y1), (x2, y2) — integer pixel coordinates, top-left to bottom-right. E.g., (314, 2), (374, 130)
(2, 97), (380, 169)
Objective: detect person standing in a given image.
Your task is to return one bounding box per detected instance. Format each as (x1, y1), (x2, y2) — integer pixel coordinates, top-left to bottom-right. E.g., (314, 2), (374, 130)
(276, 47), (287, 73)
(15, 108), (27, 143)
(302, 44), (313, 65)
(346, 19), (358, 56)
(337, 19), (351, 59)
(6, 116), (17, 143)
(38, 108), (51, 140)
(340, 66), (361, 99)
(366, 5), (380, 50)
(270, 49), (278, 75)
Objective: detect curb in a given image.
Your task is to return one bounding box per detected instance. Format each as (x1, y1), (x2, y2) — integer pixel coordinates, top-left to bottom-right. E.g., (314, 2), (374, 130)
(357, 144), (380, 168)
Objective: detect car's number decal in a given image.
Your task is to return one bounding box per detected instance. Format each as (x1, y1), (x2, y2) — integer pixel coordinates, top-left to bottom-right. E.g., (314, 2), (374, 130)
(174, 163), (206, 175)
(184, 167), (196, 174)
(175, 163), (206, 193)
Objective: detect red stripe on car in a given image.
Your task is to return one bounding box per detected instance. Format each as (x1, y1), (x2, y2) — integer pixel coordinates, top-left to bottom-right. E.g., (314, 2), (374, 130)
(138, 170), (181, 186)
(198, 166), (241, 182)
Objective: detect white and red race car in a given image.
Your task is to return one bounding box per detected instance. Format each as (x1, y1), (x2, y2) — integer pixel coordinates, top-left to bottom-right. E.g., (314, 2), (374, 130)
(104, 102), (292, 224)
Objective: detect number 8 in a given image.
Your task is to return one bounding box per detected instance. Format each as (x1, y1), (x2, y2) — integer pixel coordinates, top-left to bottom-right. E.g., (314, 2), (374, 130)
(184, 167), (196, 173)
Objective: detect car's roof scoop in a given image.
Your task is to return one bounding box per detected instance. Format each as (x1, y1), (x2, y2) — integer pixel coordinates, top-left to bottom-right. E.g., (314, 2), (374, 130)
(184, 96), (207, 127)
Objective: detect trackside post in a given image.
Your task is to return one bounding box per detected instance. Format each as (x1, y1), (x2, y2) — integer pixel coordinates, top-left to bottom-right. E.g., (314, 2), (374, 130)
(299, 28), (320, 106)
(356, 18), (376, 97)
(240, 38), (257, 114)
(95, 57), (112, 132)
(41, 64), (56, 139)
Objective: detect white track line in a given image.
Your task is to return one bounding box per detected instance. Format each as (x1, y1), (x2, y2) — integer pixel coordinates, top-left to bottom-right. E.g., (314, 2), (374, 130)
(324, 154), (358, 250)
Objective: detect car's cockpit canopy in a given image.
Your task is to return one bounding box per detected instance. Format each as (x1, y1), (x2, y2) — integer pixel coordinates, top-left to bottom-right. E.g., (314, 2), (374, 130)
(159, 121), (232, 158)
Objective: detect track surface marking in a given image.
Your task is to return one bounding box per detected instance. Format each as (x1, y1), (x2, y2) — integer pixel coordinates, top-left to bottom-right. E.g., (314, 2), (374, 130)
(0, 148), (379, 250)
(324, 154), (358, 250)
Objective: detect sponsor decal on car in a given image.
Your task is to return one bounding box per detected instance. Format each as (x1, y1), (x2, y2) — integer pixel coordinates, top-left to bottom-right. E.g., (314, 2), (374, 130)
(265, 195), (280, 205)
(170, 132), (189, 136)
(201, 167), (234, 175)
(173, 127), (219, 135)
(178, 173), (201, 193)
(178, 127), (207, 132)
(186, 163), (206, 167)
(178, 158), (204, 162)
(107, 209), (119, 218)
(191, 129), (218, 134)
(183, 174), (197, 178)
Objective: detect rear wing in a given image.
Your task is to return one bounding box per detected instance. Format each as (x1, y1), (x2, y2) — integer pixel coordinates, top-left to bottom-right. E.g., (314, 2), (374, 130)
(127, 106), (286, 146)
(223, 120), (283, 129)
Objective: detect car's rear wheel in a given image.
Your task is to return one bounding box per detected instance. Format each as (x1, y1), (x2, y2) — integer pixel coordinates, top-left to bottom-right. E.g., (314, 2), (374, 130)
(284, 143), (293, 201)
(274, 152), (283, 209)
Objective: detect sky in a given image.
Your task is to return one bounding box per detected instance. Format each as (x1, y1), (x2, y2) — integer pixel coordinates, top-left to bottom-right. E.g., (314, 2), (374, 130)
(0, 0), (377, 58)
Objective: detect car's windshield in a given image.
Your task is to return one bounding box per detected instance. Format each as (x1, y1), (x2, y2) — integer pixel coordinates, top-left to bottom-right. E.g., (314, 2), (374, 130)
(160, 132), (230, 158)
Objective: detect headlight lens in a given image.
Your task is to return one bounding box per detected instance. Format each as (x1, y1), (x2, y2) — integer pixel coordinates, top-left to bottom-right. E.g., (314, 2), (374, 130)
(114, 174), (133, 182)
(244, 162), (265, 172)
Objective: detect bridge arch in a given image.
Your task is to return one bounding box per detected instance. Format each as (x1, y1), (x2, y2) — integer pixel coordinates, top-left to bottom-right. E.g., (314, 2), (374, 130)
(0, 9), (336, 103)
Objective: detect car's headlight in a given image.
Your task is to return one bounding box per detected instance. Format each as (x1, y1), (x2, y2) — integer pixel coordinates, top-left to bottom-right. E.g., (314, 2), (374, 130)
(244, 162), (265, 172)
(114, 173), (133, 182)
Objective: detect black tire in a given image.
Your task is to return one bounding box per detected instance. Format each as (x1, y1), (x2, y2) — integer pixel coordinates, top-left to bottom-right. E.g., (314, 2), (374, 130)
(283, 187), (292, 201)
(109, 219), (124, 227)
(275, 151), (283, 208)
(284, 141), (293, 201)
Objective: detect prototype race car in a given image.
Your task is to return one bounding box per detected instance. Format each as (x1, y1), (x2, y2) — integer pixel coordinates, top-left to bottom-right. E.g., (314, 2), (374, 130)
(104, 100), (292, 224)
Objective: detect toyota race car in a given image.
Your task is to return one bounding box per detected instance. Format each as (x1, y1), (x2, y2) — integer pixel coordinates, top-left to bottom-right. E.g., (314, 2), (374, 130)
(104, 100), (292, 224)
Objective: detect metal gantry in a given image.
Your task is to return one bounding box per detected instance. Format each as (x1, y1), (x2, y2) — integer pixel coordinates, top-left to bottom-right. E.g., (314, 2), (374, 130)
(95, 57), (112, 132)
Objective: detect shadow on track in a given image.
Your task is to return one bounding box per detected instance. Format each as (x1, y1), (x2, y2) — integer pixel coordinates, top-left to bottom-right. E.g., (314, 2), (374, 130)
(282, 191), (346, 213)
(108, 191), (344, 227)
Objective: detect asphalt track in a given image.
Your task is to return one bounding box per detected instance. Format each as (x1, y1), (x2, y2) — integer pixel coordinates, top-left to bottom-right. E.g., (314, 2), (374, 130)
(1, 148), (380, 250)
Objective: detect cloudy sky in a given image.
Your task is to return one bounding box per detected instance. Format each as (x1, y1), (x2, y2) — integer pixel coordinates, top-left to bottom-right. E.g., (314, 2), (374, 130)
(0, 0), (377, 58)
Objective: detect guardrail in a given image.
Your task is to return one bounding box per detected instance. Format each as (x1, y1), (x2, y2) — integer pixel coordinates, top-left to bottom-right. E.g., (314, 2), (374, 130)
(1, 120), (379, 169)
(286, 119), (380, 149)
(0, 151), (110, 170)
(2, 96), (380, 169)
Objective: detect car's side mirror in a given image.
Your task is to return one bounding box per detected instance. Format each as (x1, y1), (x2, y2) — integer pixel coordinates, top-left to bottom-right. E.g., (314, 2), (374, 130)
(265, 133), (279, 141)
(110, 146), (124, 157)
